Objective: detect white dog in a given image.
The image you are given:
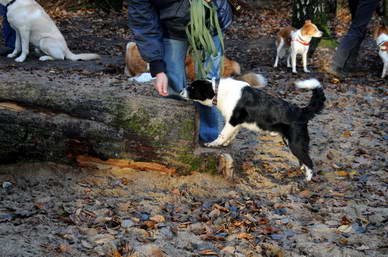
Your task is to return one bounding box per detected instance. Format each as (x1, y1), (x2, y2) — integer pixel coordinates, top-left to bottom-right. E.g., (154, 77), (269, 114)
(1, 0), (100, 62)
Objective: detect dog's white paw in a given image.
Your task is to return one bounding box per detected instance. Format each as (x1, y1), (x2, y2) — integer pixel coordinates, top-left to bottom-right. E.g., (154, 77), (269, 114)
(204, 141), (221, 147)
(302, 165), (313, 181)
(304, 69), (310, 73)
(7, 53), (17, 58)
(222, 141), (231, 147)
(15, 56), (26, 62)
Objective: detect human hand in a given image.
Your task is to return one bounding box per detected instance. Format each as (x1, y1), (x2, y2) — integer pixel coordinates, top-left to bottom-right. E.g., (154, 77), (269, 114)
(154, 72), (168, 96)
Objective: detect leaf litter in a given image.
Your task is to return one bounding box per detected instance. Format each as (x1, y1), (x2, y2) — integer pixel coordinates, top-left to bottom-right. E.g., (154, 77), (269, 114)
(0, 1), (387, 257)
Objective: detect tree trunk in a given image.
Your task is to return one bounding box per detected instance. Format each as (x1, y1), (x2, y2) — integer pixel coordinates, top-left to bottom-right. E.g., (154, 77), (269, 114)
(0, 80), (223, 174)
(383, 0), (388, 26)
(292, 0), (336, 55)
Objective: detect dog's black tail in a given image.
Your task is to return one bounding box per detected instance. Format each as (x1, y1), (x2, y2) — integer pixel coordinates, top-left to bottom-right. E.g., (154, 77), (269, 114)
(294, 79), (326, 121)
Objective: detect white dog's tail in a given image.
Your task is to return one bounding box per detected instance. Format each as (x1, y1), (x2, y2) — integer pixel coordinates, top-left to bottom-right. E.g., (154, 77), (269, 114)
(239, 72), (267, 88)
(294, 78), (325, 121)
(65, 50), (101, 61)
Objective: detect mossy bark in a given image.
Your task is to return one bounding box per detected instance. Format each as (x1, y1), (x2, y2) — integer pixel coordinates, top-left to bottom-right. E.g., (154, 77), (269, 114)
(0, 81), (221, 174)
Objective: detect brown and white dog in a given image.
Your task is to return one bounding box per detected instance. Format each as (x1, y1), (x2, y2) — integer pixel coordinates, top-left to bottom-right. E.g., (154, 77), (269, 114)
(125, 42), (241, 82)
(374, 26), (388, 78)
(273, 20), (322, 73)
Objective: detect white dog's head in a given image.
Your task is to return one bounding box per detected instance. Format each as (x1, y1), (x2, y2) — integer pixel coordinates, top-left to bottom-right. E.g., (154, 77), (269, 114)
(180, 80), (215, 107)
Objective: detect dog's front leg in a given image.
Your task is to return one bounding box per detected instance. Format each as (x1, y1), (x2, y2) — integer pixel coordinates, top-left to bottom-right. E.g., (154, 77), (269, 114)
(302, 51), (310, 73)
(205, 123), (239, 147)
(291, 52), (297, 73)
(15, 29), (30, 62)
(7, 30), (21, 58)
(223, 127), (240, 146)
(382, 61), (387, 78)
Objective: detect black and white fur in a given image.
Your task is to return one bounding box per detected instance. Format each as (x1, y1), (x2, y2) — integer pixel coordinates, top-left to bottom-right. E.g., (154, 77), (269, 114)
(180, 77), (325, 181)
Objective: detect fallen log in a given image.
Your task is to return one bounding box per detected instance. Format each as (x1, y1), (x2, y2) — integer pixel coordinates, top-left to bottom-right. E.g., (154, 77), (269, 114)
(0, 80), (225, 174)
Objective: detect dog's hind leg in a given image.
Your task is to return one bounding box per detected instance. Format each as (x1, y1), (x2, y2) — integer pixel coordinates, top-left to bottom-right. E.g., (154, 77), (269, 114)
(286, 125), (314, 181)
(39, 38), (65, 61)
(205, 123), (240, 147)
(287, 53), (291, 68)
(273, 39), (284, 68)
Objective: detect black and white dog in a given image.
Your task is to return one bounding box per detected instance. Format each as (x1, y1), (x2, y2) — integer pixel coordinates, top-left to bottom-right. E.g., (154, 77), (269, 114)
(180, 76), (325, 181)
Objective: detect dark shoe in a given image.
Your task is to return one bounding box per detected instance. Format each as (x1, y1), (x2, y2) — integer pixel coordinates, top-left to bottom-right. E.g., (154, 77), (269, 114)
(324, 65), (346, 79)
(0, 47), (13, 57)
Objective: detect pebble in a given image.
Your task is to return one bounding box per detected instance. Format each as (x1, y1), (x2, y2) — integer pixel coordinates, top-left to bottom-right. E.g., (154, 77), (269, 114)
(121, 219), (136, 228)
(160, 227), (174, 239)
(2, 182), (12, 189)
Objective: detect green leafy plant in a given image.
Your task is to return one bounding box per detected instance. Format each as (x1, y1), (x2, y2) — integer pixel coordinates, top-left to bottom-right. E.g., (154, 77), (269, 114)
(185, 0), (224, 80)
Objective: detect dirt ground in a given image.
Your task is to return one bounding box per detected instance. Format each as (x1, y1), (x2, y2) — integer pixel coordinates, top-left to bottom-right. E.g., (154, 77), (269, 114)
(0, 1), (387, 257)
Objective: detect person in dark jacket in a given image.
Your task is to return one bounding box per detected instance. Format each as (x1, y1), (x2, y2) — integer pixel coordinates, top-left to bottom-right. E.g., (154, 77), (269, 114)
(324, 0), (380, 79)
(128, 0), (233, 143)
(0, 4), (15, 56)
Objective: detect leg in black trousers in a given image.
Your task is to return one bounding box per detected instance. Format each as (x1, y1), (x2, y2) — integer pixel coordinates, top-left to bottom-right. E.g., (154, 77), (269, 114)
(326, 0), (379, 77)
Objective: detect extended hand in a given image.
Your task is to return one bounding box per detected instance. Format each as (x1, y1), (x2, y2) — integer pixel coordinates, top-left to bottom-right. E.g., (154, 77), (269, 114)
(154, 72), (169, 96)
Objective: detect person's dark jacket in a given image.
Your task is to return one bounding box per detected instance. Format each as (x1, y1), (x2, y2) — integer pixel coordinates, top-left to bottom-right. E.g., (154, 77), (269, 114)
(128, 0), (233, 77)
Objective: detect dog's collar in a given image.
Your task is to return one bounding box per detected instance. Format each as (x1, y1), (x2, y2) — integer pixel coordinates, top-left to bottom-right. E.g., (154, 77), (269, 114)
(293, 35), (310, 46)
(212, 77), (220, 105)
(6, 0), (16, 8)
(377, 40), (387, 48)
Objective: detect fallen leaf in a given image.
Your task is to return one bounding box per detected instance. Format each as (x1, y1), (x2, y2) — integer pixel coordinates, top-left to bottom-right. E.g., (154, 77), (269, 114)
(337, 225), (352, 233)
(343, 130), (352, 137)
(150, 215), (165, 223)
(299, 190), (312, 198)
(331, 78), (340, 83)
(237, 232), (253, 240)
(258, 217), (270, 224)
(199, 249), (218, 255)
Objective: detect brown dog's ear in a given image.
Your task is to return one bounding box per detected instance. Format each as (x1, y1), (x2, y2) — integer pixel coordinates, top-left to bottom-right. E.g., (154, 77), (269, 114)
(305, 20), (311, 24)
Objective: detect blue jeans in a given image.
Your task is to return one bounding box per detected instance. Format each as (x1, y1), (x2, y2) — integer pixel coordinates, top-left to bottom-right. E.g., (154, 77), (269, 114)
(162, 36), (223, 143)
(0, 4), (16, 49)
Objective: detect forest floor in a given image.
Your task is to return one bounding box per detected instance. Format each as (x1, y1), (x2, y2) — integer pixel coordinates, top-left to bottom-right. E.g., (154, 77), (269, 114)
(0, 1), (387, 257)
